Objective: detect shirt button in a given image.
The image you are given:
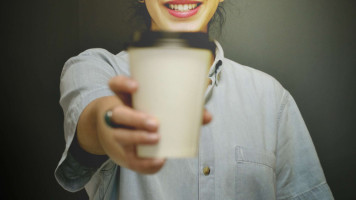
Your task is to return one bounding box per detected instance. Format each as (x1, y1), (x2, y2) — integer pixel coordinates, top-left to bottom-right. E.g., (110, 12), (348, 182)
(203, 167), (211, 176)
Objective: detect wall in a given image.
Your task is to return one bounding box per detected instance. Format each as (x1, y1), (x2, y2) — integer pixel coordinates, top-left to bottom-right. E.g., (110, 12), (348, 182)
(2, 0), (83, 199)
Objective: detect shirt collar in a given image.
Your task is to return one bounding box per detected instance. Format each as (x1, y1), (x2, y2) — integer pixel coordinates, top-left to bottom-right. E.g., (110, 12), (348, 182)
(208, 40), (224, 86)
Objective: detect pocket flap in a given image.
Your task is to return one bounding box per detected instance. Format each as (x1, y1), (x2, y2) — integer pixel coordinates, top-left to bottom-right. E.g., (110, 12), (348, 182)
(235, 146), (276, 169)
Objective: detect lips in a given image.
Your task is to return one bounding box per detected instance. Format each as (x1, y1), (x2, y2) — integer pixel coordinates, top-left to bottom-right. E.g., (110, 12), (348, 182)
(164, 1), (202, 18)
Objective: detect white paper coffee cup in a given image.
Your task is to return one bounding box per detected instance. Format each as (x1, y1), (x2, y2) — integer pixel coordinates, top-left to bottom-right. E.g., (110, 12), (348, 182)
(128, 31), (214, 158)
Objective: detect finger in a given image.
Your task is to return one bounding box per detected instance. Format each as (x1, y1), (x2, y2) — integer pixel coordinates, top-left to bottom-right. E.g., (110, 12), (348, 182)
(109, 75), (138, 94)
(127, 156), (166, 174)
(202, 109), (213, 124)
(112, 129), (160, 145)
(123, 147), (166, 174)
(136, 159), (166, 174)
(110, 106), (159, 131)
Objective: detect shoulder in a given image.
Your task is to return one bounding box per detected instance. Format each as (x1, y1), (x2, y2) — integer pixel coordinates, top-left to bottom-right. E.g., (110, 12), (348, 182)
(223, 58), (285, 90)
(223, 58), (279, 84)
(221, 57), (288, 105)
(62, 48), (130, 77)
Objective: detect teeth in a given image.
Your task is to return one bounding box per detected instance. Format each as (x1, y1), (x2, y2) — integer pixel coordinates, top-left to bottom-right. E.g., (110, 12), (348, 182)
(178, 4), (183, 11)
(168, 4), (198, 11)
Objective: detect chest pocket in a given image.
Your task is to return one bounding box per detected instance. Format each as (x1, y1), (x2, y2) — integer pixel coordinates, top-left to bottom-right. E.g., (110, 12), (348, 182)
(235, 146), (276, 200)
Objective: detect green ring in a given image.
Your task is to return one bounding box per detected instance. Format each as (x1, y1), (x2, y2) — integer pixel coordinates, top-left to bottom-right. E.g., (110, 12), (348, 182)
(104, 110), (122, 128)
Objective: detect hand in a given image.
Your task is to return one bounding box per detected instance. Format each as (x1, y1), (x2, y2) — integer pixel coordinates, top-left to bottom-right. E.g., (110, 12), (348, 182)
(97, 76), (212, 174)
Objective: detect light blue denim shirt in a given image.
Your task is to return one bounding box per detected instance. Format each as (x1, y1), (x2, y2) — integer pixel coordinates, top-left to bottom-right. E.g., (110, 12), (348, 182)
(55, 42), (334, 200)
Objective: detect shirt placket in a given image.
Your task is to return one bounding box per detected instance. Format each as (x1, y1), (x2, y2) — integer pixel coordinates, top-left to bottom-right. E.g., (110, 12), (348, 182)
(198, 125), (215, 200)
(199, 60), (222, 200)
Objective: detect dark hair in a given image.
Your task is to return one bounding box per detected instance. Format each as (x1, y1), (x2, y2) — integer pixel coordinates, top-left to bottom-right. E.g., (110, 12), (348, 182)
(132, 2), (226, 37)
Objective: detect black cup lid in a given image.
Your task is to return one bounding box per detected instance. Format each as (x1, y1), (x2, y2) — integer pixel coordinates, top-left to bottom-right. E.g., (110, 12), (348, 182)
(129, 31), (215, 53)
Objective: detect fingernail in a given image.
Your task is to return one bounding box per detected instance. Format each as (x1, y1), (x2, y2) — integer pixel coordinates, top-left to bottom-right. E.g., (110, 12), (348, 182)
(145, 118), (158, 129)
(126, 80), (137, 89)
(146, 134), (159, 141)
(153, 159), (165, 165)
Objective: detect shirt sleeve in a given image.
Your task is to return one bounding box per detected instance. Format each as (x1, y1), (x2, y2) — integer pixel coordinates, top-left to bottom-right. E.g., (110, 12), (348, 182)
(54, 49), (128, 192)
(275, 91), (334, 200)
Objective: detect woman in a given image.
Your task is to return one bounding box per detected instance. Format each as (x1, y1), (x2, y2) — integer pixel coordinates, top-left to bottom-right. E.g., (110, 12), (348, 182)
(55, 0), (334, 199)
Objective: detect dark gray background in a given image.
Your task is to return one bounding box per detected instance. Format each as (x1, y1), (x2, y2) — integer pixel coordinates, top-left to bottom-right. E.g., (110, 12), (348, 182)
(2, 0), (355, 199)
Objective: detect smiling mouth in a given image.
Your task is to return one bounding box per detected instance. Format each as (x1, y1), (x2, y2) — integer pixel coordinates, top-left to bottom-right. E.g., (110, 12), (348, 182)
(164, 3), (202, 12)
